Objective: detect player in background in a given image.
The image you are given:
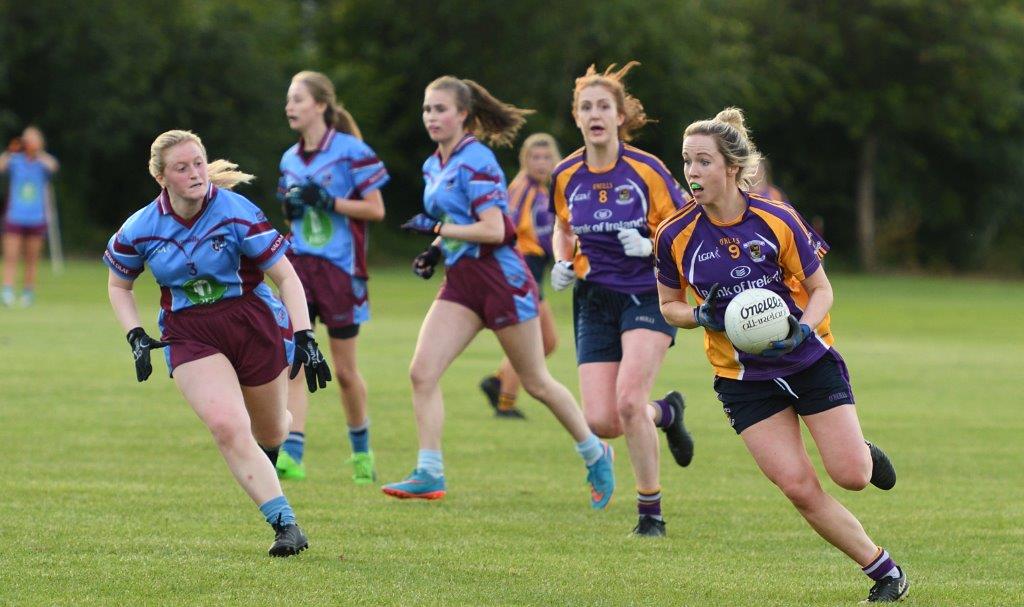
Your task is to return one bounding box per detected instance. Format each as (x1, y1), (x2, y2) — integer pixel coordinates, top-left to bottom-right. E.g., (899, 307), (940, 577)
(382, 76), (614, 508)
(750, 158), (789, 203)
(104, 130), (331, 557)
(549, 62), (694, 537)
(478, 133), (561, 419)
(0, 126), (59, 307)
(655, 107), (907, 603)
(275, 71), (389, 484)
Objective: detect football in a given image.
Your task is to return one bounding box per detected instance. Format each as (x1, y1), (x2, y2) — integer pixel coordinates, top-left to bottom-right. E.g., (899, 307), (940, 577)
(724, 288), (791, 354)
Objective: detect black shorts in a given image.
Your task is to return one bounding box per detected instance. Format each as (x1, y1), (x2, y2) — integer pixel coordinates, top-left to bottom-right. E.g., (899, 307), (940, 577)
(523, 254), (550, 300)
(572, 280), (676, 364)
(714, 349), (855, 434)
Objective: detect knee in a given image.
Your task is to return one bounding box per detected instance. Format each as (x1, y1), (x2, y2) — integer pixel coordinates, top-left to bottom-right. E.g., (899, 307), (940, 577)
(408, 361), (439, 392)
(774, 472), (824, 511)
(205, 408), (251, 449)
(542, 333), (557, 357)
(614, 390), (648, 424)
(585, 409), (622, 439)
(333, 363), (361, 389)
(519, 370), (553, 402)
(830, 466), (871, 491)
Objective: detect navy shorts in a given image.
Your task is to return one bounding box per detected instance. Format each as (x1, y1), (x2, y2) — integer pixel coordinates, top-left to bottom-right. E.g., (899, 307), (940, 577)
(572, 280), (676, 364)
(524, 254), (550, 300)
(714, 349), (855, 434)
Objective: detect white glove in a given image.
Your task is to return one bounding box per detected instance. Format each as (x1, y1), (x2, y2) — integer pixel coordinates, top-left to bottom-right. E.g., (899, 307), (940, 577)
(617, 229), (653, 257)
(550, 260), (577, 292)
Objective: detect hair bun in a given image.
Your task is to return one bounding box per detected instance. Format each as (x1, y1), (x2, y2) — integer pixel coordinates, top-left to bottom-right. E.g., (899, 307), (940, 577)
(714, 107), (748, 138)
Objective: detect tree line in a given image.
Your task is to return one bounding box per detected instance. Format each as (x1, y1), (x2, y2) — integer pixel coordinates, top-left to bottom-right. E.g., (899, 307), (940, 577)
(3, 0), (1022, 273)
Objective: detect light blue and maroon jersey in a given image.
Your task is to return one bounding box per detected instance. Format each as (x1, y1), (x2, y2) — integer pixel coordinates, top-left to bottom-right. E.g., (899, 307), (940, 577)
(4, 152), (54, 227)
(422, 134), (516, 267)
(508, 173), (554, 258)
(103, 185), (289, 314)
(278, 128), (388, 279)
(655, 191), (831, 380)
(552, 144), (687, 294)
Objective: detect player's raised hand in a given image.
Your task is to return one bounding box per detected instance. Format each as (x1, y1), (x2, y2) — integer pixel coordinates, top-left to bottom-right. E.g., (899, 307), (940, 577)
(126, 327), (169, 382)
(290, 330), (332, 392)
(401, 213), (442, 236)
(693, 282), (725, 331)
(761, 315), (812, 358)
(412, 244), (442, 279)
(617, 228), (653, 257)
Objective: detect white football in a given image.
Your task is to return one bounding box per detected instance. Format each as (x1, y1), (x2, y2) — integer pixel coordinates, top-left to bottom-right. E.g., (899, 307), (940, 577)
(724, 288), (791, 354)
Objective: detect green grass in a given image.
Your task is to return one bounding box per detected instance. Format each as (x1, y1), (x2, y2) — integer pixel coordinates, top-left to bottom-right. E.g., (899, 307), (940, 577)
(2, 261), (1023, 606)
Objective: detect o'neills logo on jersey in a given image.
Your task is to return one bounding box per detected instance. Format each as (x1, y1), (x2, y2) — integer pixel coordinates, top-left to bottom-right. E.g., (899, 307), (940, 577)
(743, 240), (766, 262)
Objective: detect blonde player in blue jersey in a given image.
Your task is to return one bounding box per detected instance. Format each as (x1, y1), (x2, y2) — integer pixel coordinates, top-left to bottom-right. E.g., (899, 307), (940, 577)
(0, 127), (59, 307)
(655, 108), (907, 602)
(549, 62), (694, 537)
(104, 130), (331, 557)
(478, 133), (562, 419)
(275, 70), (389, 484)
(381, 76), (614, 507)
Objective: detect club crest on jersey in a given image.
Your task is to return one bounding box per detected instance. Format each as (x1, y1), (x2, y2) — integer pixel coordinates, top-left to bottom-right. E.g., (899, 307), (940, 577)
(743, 240), (766, 262)
(445, 178), (457, 190)
(210, 235), (226, 252)
(614, 185), (635, 205)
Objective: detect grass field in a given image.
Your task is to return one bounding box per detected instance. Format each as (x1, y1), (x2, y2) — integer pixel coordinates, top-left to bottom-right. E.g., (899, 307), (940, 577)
(1, 261), (1023, 606)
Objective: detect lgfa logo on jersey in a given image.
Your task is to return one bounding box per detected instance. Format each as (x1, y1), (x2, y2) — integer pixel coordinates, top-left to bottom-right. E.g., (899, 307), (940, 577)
(743, 240), (766, 262)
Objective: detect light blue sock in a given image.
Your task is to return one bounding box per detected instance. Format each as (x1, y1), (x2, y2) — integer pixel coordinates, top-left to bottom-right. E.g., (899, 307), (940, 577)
(575, 434), (604, 466)
(258, 495), (296, 527)
(348, 420), (370, 454)
(282, 432), (305, 462)
(417, 449), (444, 477)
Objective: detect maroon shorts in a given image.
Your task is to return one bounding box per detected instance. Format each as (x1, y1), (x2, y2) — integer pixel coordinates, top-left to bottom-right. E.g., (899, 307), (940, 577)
(161, 292), (291, 386)
(438, 250), (540, 331)
(289, 254), (369, 329)
(3, 222), (46, 237)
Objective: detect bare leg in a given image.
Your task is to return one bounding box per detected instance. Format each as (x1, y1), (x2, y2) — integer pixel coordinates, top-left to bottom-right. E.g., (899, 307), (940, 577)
(497, 300), (557, 399)
(2, 233), (21, 289)
(22, 234), (44, 291)
(741, 408), (879, 565)
(495, 317), (590, 442)
(803, 404), (872, 491)
(174, 355), (284, 505)
(579, 362), (622, 438)
(408, 300), (483, 450)
(615, 329), (671, 492)
(240, 367), (292, 449)
(329, 335), (368, 428)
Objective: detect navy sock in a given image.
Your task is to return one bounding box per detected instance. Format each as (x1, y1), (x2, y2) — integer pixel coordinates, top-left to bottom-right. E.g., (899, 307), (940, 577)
(638, 488), (663, 520)
(259, 495), (296, 527)
(282, 432), (305, 462)
(261, 445), (280, 467)
(652, 399), (674, 429)
(348, 420), (370, 454)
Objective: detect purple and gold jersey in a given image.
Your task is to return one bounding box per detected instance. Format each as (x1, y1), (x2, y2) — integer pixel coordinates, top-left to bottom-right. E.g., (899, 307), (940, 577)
(278, 128), (388, 279)
(103, 185), (289, 314)
(422, 134), (513, 267)
(508, 173), (554, 258)
(655, 192), (830, 380)
(552, 144), (686, 294)
(4, 152), (53, 227)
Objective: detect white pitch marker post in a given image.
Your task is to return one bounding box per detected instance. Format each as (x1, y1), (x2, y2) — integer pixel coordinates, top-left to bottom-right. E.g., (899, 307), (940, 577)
(45, 183), (64, 274)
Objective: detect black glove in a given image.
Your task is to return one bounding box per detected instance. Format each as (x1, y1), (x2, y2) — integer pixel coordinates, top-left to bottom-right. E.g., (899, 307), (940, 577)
(761, 315), (812, 358)
(287, 181), (334, 212)
(290, 330), (332, 392)
(401, 213), (442, 236)
(693, 282), (725, 331)
(412, 245), (442, 279)
(126, 327), (169, 382)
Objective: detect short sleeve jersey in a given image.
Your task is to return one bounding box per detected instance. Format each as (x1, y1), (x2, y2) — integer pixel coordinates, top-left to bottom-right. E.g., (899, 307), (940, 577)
(655, 192), (831, 380)
(278, 128), (389, 279)
(4, 152), (53, 226)
(422, 134), (511, 267)
(103, 185), (289, 313)
(552, 144), (687, 294)
(507, 173), (554, 258)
